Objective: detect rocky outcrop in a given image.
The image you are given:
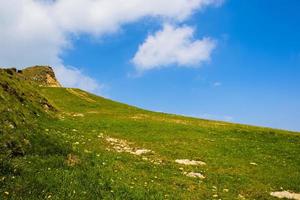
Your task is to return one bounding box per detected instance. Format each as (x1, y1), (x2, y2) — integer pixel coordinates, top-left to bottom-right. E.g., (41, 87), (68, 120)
(21, 66), (61, 87)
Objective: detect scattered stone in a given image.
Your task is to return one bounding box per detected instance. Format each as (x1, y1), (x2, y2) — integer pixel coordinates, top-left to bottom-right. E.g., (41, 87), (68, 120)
(175, 159), (206, 166)
(133, 149), (152, 155)
(105, 136), (152, 156)
(43, 104), (49, 110)
(213, 194), (218, 198)
(84, 149), (91, 153)
(238, 194), (246, 199)
(223, 189), (229, 192)
(4, 191), (9, 195)
(184, 172), (205, 179)
(270, 191), (300, 200)
(149, 158), (163, 165)
(8, 124), (15, 129)
(250, 162), (258, 166)
(153, 161), (162, 165)
(104, 136), (165, 166)
(142, 157), (148, 161)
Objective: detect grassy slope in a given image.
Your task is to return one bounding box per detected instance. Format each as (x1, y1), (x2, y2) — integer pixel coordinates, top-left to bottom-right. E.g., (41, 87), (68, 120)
(1, 70), (300, 199)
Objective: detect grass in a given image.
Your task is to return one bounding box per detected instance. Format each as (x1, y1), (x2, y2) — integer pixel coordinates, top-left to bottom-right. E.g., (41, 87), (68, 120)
(1, 68), (300, 199)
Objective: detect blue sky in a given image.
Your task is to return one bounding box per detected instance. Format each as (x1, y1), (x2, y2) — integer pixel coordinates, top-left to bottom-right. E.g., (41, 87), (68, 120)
(1, 0), (300, 131)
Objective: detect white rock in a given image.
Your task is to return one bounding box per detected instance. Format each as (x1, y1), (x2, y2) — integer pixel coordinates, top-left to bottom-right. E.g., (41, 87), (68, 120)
(270, 191), (300, 200)
(175, 159), (206, 166)
(184, 172), (205, 179)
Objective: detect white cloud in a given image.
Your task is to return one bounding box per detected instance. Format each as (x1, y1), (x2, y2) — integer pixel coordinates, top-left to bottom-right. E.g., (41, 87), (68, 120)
(54, 65), (103, 92)
(0, 0), (222, 92)
(132, 24), (216, 71)
(50, 0), (222, 34)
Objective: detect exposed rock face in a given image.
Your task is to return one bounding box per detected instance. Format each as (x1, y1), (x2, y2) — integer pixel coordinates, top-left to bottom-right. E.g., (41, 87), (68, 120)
(21, 66), (61, 87)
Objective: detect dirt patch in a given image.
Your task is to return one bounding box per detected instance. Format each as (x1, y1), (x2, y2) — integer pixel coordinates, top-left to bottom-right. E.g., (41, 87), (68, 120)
(183, 172), (205, 179)
(270, 191), (300, 200)
(65, 154), (80, 167)
(175, 159), (206, 166)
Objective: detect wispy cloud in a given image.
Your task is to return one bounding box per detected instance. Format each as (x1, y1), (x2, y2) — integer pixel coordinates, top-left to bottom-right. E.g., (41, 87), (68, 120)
(212, 82), (222, 87)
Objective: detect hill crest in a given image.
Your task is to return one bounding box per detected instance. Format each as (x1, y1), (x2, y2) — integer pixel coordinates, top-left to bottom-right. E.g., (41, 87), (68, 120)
(21, 66), (61, 87)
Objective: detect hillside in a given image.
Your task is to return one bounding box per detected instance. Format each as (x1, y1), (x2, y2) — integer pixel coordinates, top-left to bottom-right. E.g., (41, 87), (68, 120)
(0, 66), (300, 200)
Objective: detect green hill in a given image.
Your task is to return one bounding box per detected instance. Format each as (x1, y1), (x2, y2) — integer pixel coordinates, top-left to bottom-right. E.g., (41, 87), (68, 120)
(0, 66), (299, 200)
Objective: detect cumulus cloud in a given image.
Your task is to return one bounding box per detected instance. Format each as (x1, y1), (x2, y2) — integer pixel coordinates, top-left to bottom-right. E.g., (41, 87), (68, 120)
(50, 0), (222, 34)
(132, 24), (216, 71)
(0, 0), (222, 92)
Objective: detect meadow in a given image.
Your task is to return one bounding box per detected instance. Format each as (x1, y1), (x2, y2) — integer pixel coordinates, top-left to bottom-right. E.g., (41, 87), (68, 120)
(1, 69), (300, 199)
